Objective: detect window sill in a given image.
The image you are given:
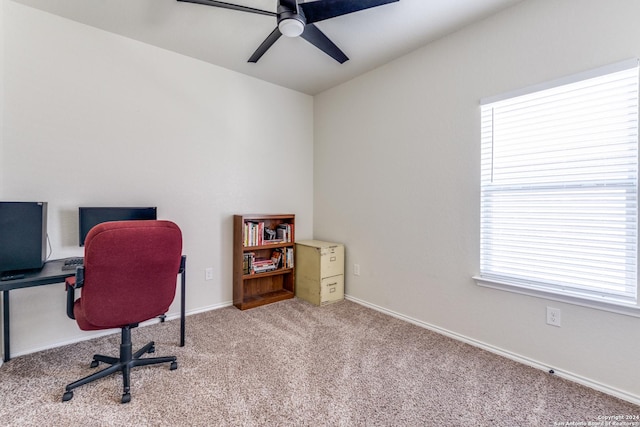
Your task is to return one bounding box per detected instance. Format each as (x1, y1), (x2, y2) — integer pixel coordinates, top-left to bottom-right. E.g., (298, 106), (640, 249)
(473, 276), (640, 318)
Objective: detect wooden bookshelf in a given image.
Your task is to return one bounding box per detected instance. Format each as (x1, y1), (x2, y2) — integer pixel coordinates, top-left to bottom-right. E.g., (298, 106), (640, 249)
(233, 214), (295, 310)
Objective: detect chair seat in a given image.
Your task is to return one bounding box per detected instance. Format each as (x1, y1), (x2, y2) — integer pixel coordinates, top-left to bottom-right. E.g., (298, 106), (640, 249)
(72, 298), (165, 331)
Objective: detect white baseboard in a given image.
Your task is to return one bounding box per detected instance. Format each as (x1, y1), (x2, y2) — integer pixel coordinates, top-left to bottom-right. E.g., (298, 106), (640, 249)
(345, 294), (640, 406)
(164, 300), (233, 322)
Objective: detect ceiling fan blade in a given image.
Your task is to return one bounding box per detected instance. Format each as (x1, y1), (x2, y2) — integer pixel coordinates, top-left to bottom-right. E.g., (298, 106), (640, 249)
(177, 0), (275, 17)
(300, 24), (348, 64)
(300, 0), (399, 24)
(248, 27), (283, 63)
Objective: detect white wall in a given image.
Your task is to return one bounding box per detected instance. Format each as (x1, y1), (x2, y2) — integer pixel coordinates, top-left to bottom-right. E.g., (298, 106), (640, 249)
(314, 0), (640, 401)
(2, 1), (313, 355)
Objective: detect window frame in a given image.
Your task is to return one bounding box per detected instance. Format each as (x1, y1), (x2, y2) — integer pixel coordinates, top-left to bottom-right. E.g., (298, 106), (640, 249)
(474, 59), (640, 317)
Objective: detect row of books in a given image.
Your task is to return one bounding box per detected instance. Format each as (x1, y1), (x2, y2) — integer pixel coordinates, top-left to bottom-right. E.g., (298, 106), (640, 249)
(243, 221), (294, 247)
(242, 248), (294, 275)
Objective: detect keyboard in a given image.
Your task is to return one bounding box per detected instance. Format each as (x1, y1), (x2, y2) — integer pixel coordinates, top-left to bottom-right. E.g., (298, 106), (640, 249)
(62, 257), (84, 271)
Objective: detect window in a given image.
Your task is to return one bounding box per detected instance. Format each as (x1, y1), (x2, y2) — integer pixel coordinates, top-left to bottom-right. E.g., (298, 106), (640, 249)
(476, 60), (640, 312)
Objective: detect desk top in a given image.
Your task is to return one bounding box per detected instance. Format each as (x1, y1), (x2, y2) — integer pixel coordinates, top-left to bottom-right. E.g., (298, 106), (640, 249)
(0, 259), (76, 292)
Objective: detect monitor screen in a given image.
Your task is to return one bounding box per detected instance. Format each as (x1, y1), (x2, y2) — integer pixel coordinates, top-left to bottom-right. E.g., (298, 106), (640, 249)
(0, 201), (48, 274)
(78, 207), (157, 246)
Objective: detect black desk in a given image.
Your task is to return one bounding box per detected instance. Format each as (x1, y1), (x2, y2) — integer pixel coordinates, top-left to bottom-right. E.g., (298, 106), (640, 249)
(1, 258), (186, 362)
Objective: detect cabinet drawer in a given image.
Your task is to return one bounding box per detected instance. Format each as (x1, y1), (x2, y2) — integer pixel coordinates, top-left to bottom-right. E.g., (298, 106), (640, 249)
(320, 275), (344, 305)
(319, 245), (344, 278)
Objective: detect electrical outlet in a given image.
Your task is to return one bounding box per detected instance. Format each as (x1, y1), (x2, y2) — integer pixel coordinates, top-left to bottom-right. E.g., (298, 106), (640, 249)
(205, 267), (213, 281)
(354, 264), (361, 276)
(546, 307), (561, 327)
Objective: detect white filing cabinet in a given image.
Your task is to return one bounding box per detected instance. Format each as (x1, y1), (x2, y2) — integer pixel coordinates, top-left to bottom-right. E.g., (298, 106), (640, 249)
(295, 240), (344, 306)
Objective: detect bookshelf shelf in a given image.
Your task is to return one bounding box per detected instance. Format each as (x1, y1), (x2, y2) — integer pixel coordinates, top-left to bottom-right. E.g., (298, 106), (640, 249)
(233, 214), (295, 310)
(243, 242), (293, 251)
(242, 267), (294, 281)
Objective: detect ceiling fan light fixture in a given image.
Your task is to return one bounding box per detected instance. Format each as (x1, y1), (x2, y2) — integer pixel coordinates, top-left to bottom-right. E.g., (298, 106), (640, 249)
(278, 17), (305, 37)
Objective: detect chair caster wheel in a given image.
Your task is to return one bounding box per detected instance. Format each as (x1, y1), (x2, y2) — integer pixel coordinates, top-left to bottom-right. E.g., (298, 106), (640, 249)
(121, 393), (131, 404)
(90, 360), (99, 368)
(170, 361), (177, 370)
(62, 391), (73, 402)
(148, 345), (155, 354)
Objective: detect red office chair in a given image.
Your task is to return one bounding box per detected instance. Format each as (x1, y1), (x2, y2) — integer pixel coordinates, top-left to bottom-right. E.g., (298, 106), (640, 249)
(62, 220), (184, 404)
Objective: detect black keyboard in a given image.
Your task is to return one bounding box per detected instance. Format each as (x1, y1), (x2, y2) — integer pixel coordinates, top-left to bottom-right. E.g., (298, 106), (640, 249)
(62, 257), (84, 271)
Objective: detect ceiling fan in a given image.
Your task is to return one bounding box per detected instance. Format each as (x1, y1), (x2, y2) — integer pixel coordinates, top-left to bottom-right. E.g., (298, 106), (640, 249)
(177, 0), (399, 63)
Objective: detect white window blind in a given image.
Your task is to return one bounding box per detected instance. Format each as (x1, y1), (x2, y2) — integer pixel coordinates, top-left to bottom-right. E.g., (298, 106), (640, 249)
(479, 60), (639, 306)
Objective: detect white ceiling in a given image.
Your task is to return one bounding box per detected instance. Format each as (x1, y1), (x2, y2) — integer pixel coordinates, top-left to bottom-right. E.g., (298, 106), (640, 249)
(12, 0), (523, 95)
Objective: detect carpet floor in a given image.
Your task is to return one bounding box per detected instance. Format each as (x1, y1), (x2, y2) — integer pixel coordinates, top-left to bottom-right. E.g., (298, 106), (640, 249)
(0, 298), (638, 426)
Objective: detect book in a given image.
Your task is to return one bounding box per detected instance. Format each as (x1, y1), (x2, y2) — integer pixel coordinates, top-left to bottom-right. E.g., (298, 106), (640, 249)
(252, 256), (276, 274)
(271, 249), (282, 268)
(242, 252), (255, 274)
(244, 221), (265, 247)
(276, 223), (292, 242)
(286, 247), (294, 268)
(243, 252), (255, 275)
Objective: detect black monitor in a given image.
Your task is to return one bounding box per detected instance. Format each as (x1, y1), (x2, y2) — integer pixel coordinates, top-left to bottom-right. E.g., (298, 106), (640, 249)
(0, 201), (48, 275)
(78, 207), (157, 246)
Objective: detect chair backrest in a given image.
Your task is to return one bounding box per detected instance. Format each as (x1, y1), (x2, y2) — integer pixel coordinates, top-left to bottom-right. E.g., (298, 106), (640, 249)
(80, 220), (183, 328)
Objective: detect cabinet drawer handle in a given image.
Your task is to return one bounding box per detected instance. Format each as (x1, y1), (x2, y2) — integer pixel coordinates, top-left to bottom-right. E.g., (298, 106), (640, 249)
(330, 256), (336, 262)
(326, 282), (337, 287)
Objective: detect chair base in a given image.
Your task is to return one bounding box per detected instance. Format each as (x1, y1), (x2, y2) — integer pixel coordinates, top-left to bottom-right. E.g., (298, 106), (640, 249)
(62, 325), (177, 403)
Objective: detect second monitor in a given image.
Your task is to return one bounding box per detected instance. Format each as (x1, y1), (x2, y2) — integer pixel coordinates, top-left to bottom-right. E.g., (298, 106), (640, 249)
(78, 207), (157, 246)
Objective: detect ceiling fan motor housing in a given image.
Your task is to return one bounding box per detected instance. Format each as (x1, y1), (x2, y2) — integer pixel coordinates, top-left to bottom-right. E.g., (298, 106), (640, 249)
(278, 2), (306, 37)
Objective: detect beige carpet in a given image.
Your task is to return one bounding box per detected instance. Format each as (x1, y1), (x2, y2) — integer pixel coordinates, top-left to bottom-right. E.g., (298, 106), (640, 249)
(0, 298), (637, 426)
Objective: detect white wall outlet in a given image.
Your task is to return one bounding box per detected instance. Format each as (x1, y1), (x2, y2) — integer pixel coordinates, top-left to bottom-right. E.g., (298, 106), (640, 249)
(205, 267), (214, 281)
(354, 264), (361, 276)
(546, 307), (561, 327)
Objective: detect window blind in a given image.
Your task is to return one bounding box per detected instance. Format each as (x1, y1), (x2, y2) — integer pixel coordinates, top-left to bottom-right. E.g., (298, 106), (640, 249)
(479, 61), (639, 305)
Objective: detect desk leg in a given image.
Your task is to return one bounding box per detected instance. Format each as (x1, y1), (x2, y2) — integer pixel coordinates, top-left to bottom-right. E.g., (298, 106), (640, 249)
(180, 264), (186, 347)
(2, 290), (9, 362)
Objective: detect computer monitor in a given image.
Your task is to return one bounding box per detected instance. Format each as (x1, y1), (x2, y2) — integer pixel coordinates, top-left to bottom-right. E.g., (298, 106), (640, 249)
(0, 201), (48, 275)
(78, 207), (157, 246)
